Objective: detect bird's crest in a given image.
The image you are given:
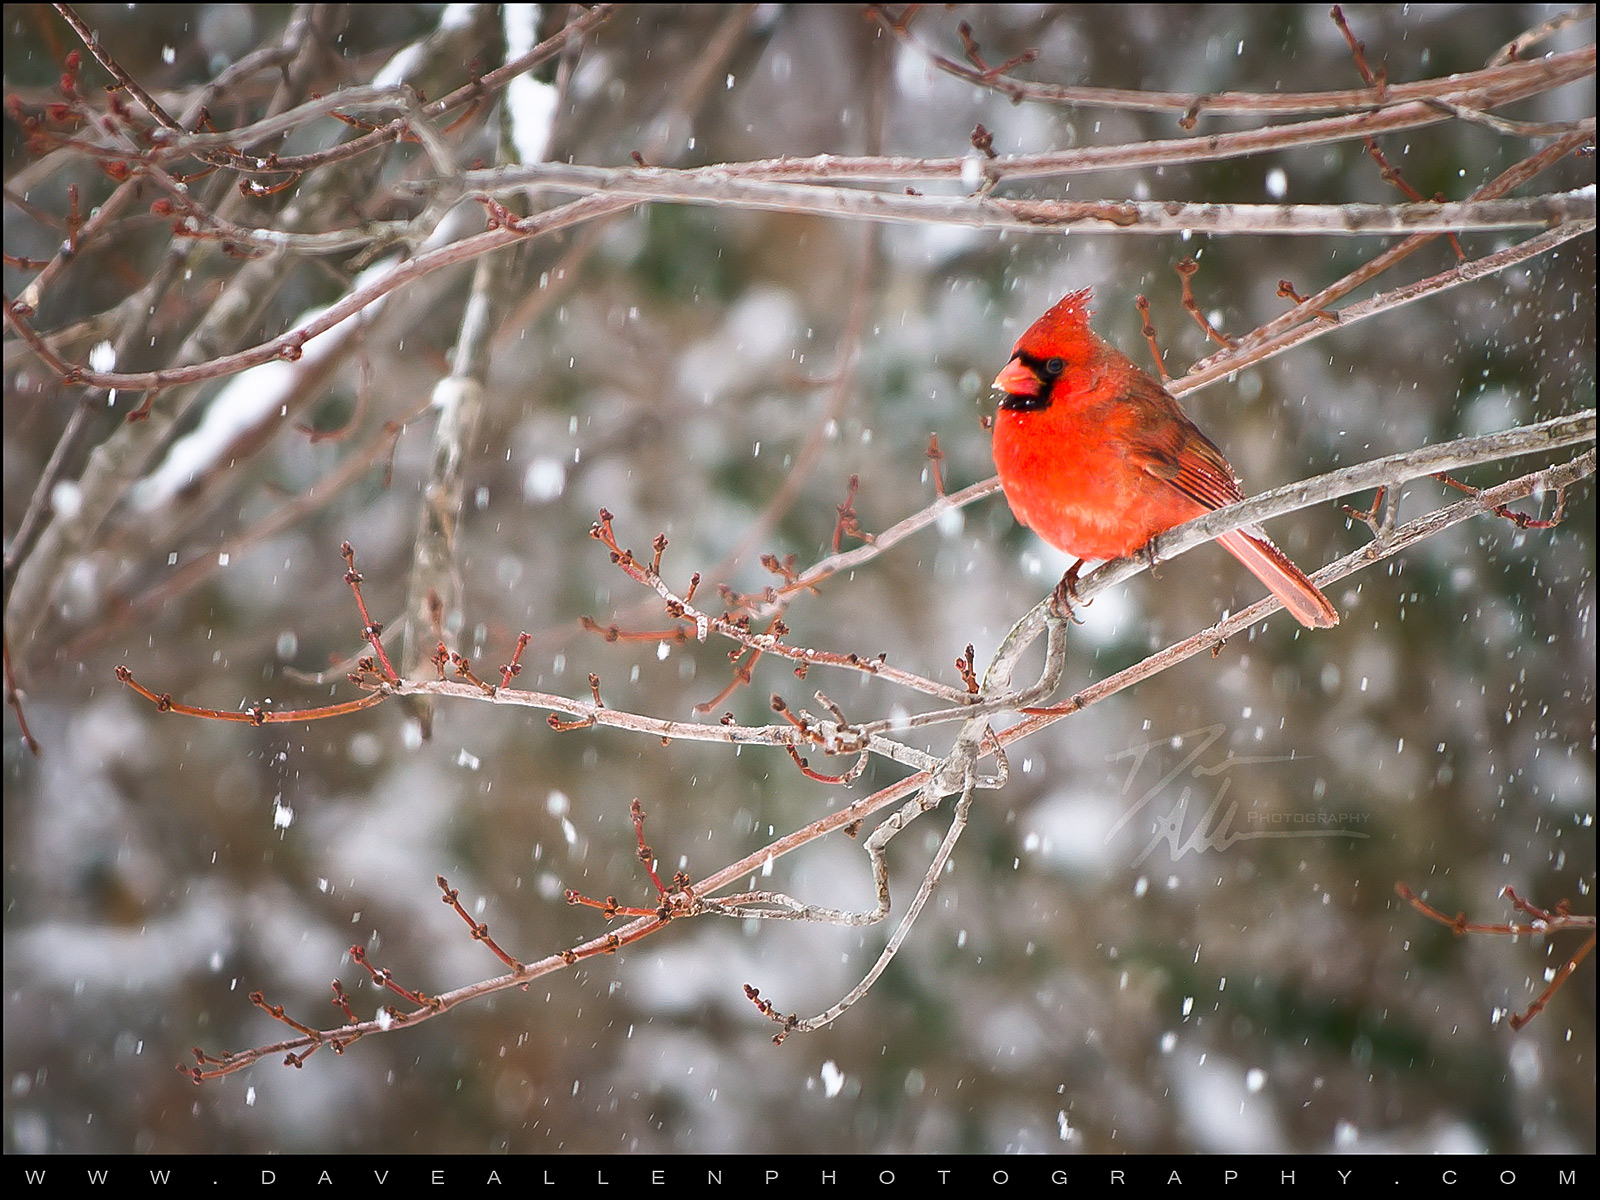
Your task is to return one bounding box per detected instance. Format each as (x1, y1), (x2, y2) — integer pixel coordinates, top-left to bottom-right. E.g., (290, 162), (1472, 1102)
(1014, 288), (1093, 354)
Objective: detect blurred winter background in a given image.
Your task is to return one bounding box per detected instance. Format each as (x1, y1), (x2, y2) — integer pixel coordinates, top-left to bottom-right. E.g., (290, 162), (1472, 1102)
(3, 4), (1594, 1155)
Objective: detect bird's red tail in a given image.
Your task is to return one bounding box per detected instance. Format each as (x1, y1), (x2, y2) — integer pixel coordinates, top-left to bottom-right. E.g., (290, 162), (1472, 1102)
(1216, 530), (1339, 629)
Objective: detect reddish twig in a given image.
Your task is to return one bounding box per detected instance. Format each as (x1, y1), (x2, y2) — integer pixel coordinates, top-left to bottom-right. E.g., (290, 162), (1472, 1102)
(1362, 136), (1465, 260)
(590, 507), (956, 701)
(580, 616), (694, 644)
(693, 644), (763, 714)
(341, 541), (399, 683)
(1330, 4), (1387, 98)
(1174, 257), (1235, 349)
(1276, 279), (1339, 323)
(498, 632), (532, 690)
(954, 644), (979, 695)
(329, 980), (357, 1024)
(1432, 471), (1571, 530)
(784, 743), (870, 785)
(349, 944), (438, 1010)
(1395, 883), (1596, 1029)
(115, 664), (389, 725)
(924, 433), (946, 497)
(1133, 294), (1170, 381)
(833, 475), (869, 553)
(954, 19), (1040, 82)
(1340, 486), (1390, 535)
(438, 876), (524, 972)
(4, 637), (41, 755)
(565, 800), (698, 931)
(112, 540), (413, 724)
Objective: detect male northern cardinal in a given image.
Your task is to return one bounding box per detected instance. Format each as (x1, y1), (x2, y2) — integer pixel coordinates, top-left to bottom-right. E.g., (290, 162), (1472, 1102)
(990, 289), (1338, 628)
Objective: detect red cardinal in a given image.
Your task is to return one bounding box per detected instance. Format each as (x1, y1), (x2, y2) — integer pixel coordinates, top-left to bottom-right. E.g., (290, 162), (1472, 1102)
(991, 289), (1338, 628)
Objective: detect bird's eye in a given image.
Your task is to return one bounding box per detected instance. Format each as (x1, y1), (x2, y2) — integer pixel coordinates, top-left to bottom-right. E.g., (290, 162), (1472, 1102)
(1043, 356), (1065, 377)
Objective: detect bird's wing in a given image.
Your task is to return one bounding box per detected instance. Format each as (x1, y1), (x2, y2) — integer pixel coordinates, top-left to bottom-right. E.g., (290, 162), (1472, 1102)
(1121, 370), (1245, 513)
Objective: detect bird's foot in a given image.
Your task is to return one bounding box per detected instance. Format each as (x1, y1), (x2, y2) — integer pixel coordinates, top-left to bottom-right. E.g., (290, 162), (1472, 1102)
(1049, 561), (1090, 625)
(1141, 543), (1163, 579)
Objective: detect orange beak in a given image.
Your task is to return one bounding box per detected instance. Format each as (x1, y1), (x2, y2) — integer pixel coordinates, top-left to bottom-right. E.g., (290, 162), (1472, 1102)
(993, 357), (1040, 399)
